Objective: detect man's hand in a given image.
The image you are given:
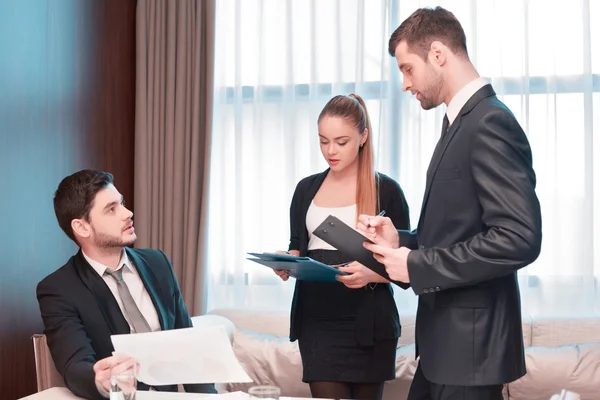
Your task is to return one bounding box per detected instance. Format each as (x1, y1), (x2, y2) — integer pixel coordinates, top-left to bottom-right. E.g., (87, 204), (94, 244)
(363, 242), (411, 283)
(93, 354), (138, 394)
(336, 261), (388, 289)
(357, 214), (400, 249)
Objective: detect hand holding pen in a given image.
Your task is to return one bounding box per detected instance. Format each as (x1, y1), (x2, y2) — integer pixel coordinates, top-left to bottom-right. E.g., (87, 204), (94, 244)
(367, 210), (386, 227)
(356, 209), (400, 249)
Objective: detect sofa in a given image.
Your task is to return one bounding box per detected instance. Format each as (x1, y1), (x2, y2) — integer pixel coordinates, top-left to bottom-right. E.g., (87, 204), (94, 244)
(207, 309), (600, 400)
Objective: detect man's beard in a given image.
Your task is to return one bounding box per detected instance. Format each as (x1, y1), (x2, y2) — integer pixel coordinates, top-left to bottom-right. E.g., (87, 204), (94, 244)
(419, 67), (444, 110)
(92, 228), (136, 249)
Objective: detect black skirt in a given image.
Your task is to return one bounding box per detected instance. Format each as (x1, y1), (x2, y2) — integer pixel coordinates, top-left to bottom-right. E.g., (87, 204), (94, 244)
(297, 249), (397, 383)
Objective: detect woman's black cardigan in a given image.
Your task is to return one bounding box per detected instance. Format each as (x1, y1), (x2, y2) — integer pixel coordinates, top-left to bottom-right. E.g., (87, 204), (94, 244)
(287, 169), (411, 345)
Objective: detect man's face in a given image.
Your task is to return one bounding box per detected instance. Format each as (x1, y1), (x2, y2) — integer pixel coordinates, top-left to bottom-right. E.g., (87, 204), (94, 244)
(86, 184), (136, 249)
(394, 41), (444, 110)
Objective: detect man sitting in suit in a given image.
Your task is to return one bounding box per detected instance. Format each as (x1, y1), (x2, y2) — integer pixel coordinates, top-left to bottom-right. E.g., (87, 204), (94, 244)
(37, 169), (216, 399)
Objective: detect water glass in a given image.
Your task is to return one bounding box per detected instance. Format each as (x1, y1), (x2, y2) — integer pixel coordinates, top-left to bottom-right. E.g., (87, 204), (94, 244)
(109, 363), (137, 400)
(248, 385), (280, 399)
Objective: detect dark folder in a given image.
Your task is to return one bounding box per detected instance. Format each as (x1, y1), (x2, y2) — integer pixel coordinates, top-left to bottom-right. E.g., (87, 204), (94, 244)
(311, 215), (394, 282)
(247, 252), (349, 282)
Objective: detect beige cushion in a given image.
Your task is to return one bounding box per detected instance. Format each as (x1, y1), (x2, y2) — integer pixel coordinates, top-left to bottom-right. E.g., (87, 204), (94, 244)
(530, 317), (600, 347)
(394, 344), (418, 378)
(226, 329), (310, 398)
(32, 334), (65, 391)
(209, 309), (290, 337)
(506, 342), (600, 400)
(210, 309), (419, 349)
(191, 314), (236, 342)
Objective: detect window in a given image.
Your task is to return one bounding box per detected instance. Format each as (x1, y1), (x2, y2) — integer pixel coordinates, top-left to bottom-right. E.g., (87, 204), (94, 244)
(208, 0), (600, 316)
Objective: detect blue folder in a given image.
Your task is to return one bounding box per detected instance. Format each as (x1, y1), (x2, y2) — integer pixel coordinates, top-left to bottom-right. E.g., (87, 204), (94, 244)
(247, 252), (349, 282)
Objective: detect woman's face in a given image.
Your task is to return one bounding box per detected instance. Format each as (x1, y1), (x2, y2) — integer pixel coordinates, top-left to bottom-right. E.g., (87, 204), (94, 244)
(318, 115), (366, 172)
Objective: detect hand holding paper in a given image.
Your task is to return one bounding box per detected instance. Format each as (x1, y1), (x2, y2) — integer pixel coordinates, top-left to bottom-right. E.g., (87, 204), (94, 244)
(312, 215), (411, 289)
(247, 252), (348, 282)
(111, 326), (252, 386)
(362, 242), (411, 283)
(337, 261), (389, 288)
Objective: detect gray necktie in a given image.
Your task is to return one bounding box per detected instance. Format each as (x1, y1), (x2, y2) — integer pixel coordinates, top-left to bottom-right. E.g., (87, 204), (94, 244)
(105, 266), (152, 333)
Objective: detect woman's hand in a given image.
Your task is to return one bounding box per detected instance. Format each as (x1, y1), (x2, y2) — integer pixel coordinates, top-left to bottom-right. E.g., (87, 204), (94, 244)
(273, 268), (290, 281)
(271, 250), (299, 281)
(336, 261), (389, 289)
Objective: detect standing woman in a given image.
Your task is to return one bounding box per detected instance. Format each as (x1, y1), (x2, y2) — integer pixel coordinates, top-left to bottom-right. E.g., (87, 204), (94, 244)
(276, 94), (411, 400)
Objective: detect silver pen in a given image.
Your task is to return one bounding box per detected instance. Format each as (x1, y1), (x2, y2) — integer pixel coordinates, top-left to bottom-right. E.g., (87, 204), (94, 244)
(367, 210), (386, 227)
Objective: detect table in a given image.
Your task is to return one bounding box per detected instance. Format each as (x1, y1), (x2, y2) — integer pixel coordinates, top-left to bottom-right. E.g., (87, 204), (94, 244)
(19, 387), (310, 400)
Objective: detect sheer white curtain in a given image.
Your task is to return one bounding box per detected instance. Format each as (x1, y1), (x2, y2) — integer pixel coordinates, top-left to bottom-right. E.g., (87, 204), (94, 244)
(208, 0), (600, 317)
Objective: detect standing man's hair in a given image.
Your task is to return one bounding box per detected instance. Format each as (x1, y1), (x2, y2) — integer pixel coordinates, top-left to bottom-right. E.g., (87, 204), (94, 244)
(54, 170), (114, 243)
(388, 6), (468, 59)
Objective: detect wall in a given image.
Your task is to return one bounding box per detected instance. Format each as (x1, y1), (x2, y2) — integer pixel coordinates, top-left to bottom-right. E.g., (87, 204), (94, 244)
(0, 1), (136, 398)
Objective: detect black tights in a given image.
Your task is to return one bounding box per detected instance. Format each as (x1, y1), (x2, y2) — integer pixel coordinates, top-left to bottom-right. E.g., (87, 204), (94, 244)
(309, 381), (385, 400)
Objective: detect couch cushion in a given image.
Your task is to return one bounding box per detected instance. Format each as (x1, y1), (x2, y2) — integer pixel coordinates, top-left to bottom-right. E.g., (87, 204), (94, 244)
(209, 309), (290, 338)
(227, 329), (310, 398)
(530, 317), (600, 347)
(506, 342), (600, 400)
(397, 314), (416, 347)
(191, 314), (236, 342)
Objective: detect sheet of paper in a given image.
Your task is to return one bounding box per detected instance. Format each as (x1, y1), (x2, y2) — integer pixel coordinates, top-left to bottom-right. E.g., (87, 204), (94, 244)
(111, 326), (253, 386)
(135, 390), (250, 399)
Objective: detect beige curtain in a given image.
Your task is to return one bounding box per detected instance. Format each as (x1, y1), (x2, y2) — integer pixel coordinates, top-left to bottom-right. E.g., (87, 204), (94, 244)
(134, 0), (215, 316)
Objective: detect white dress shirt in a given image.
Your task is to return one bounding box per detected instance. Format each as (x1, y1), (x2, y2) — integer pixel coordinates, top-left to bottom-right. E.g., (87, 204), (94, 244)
(446, 77), (489, 125)
(82, 250), (162, 332)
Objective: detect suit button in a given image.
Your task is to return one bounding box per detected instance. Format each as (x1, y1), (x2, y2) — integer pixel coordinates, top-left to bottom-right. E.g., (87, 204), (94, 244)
(419, 245), (425, 249)
(423, 288), (429, 293)
(435, 286), (440, 291)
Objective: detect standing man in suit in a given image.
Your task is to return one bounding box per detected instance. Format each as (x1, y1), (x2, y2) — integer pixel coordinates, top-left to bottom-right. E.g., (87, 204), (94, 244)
(37, 169), (216, 399)
(358, 7), (542, 400)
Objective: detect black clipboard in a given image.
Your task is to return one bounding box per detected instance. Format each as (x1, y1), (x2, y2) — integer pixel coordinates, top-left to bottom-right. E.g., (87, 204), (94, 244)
(311, 215), (392, 281)
(247, 252), (349, 282)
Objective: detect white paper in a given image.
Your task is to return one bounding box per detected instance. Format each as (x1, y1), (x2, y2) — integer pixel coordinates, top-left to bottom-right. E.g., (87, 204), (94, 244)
(135, 390), (250, 399)
(111, 326), (253, 386)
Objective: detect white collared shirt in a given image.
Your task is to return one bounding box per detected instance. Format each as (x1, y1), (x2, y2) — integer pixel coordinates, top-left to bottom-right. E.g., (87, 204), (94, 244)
(83, 250), (162, 332)
(446, 77), (489, 125)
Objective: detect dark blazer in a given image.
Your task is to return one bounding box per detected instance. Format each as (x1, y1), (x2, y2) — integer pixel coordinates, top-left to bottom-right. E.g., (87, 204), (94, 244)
(36, 247), (216, 400)
(287, 169), (411, 345)
(399, 84), (542, 386)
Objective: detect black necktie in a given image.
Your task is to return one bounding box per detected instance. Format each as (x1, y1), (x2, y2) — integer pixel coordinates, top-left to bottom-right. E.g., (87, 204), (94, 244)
(441, 114), (449, 136)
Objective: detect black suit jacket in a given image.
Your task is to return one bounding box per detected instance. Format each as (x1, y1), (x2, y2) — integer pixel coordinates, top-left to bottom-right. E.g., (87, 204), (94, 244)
(36, 247), (215, 399)
(398, 84), (542, 386)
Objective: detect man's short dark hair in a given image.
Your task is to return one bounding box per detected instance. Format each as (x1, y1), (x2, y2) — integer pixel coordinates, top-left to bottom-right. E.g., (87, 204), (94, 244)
(53, 170), (114, 243)
(388, 6), (468, 60)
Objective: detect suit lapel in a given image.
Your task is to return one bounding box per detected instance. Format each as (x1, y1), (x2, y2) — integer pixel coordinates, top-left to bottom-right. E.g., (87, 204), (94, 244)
(74, 250), (130, 335)
(417, 84), (497, 230)
(126, 248), (168, 330)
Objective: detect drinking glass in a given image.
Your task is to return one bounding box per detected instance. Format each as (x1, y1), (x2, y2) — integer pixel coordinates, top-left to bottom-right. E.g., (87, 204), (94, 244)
(248, 385), (280, 399)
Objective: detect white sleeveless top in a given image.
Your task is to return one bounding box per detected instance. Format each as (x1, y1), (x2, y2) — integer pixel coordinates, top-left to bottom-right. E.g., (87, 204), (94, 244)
(306, 201), (357, 250)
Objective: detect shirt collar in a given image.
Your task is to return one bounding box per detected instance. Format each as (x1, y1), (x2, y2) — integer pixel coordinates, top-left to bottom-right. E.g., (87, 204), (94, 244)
(82, 249), (135, 277)
(446, 77), (489, 125)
